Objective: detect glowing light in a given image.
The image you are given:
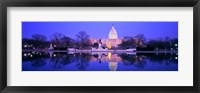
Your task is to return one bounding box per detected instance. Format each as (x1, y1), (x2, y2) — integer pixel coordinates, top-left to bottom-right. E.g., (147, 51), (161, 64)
(24, 54), (27, 56)
(24, 45), (27, 47)
(175, 57), (178, 59)
(108, 52), (111, 60)
(54, 54), (56, 57)
(107, 42), (111, 49)
(30, 55), (33, 57)
(28, 53), (30, 55)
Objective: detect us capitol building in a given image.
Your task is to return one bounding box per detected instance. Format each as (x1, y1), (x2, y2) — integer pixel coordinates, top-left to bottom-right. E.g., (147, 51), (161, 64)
(89, 25), (122, 49)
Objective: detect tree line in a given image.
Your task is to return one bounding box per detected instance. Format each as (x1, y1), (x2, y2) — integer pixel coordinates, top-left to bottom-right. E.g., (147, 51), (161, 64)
(22, 31), (91, 50)
(23, 31), (178, 51)
(119, 34), (178, 51)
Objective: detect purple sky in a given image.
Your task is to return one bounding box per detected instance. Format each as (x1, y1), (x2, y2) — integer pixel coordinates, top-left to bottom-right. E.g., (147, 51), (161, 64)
(22, 22), (178, 40)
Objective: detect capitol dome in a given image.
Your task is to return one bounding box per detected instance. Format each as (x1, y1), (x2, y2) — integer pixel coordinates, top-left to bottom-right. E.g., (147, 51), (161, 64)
(108, 25), (118, 39)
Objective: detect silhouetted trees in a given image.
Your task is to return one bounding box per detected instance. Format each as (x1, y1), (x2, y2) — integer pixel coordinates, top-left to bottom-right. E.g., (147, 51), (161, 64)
(50, 33), (64, 49)
(32, 34), (47, 42)
(119, 34), (147, 49)
(134, 34), (147, 47)
(93, 43), (99, 49)
(76, 31), (92, 49)
(50, 33), (76, 50)
(22, 33), (178, 51)
(119, 34), (178, 51)
(22, 31), (93, 50)
(119, 36), (136, 49)
(60, 36), (75, 48)
(146, 37), (178, 51)
(22, 34), (49, 49)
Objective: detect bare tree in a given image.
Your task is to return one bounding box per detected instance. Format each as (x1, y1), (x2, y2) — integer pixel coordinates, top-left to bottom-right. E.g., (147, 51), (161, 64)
(134, 34), (146, 47)
(76, 31), (89, 42)
(32, 34), (47, 42)
(50, 33), (64, 48)
(60, 36), (75, 48)
(30, 34), (48, 49)
(76, 31), (90, 49)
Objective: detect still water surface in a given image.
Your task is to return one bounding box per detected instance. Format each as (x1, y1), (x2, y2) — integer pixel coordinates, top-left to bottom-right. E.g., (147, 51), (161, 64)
(22, 52), (178, 71)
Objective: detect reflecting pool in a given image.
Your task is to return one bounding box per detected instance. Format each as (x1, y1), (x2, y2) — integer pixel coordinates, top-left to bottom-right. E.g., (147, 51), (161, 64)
(22, 52), (178, 71)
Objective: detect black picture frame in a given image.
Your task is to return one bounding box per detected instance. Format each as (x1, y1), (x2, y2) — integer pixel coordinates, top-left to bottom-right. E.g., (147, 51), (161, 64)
(0, 0), (200, 93)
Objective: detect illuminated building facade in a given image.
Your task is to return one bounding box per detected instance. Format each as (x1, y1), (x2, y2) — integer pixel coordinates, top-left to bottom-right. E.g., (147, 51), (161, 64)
(89, 25), (122, 49)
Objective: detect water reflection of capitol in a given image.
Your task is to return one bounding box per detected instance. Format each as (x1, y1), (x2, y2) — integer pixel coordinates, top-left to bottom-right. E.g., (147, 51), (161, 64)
(90, 52), (122, 71)
(88, 25), (124, 71)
